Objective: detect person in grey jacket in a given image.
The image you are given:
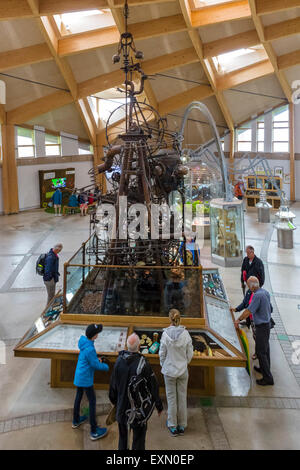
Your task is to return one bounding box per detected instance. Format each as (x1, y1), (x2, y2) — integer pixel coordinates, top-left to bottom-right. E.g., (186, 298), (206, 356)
(159, 309), (193, 436)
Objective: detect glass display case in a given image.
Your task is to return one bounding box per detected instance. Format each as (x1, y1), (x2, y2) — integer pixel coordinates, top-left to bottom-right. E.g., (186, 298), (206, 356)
(210, 198), (245, 267)
(65, 265), (204, 319)
(202, 269), (227, 301)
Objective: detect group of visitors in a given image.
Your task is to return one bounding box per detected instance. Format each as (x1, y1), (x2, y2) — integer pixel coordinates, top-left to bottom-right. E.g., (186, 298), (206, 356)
(231, 245), (274, 386)
(50, 186), (100, 217)
(72, 308), (193, 449)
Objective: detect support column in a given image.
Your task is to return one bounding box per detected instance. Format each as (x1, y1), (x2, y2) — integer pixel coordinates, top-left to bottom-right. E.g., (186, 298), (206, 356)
(289, 102), (295, 202)
(2, 123), (19, 214)
(95, 131), (107, 194)
(229, 128), (235, 184)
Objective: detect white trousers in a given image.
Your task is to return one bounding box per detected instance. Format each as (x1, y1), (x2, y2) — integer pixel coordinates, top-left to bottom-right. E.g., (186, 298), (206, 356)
(164, 369), (189, 428)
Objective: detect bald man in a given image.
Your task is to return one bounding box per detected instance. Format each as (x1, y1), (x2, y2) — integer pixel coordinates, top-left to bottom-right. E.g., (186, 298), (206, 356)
(109, 333), (163, 450)
(234, 277), (274, 386)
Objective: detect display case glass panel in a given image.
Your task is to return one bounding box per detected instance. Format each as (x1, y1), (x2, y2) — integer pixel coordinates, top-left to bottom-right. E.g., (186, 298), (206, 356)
(210, 200), (244, 262)
(66, 266), (203, 318)
(24, 324), (128, 353)
(21, 293), (63, 344)
(202, 269), (227, 300)
(133, 326), (236, 358)
(205, 296), (242, 353)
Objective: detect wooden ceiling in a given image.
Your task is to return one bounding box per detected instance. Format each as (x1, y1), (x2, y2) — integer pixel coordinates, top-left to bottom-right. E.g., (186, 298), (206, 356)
(0, 0), (299, 144)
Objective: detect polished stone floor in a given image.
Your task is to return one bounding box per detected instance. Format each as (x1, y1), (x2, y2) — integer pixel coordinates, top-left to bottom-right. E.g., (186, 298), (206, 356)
(1, 205), (300, 450)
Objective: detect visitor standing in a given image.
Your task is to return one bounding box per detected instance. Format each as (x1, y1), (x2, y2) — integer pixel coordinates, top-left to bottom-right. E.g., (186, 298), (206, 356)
(73, 324), (109, 440)
(159, 309), (193, 436)
(43, 243), (63, 307)
(51, 187), (62, 216)
(234, 276), (274, 386)
(79, 191), (88, 216)
(241, 245), (265, 295)
(109, 333), (163, 450)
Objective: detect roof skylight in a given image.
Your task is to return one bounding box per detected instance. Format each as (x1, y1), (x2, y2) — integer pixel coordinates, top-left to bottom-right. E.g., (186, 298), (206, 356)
(189, 0), (235, 9)
(54, 9), (115, 36)
(212, 46), (268, 74)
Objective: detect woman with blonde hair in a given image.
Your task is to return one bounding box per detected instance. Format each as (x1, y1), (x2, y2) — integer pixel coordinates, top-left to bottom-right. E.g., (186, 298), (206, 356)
(159, 308), (193, 436)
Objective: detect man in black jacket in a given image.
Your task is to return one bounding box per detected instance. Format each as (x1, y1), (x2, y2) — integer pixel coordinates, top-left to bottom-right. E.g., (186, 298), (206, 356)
(109, 333), (163, 450)
(241, 245), (265, 294)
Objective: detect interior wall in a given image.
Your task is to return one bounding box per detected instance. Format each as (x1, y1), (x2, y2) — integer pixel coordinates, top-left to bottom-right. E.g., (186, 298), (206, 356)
(16, 158), (93, 212)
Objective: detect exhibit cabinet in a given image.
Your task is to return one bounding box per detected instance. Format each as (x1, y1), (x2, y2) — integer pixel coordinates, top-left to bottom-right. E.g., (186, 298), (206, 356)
(245, 175), (282, 209)
(15, 244), (247, 395)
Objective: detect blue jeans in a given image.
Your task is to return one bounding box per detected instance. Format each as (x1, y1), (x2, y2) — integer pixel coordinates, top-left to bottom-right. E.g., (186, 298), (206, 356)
(73, 386), (97, 433)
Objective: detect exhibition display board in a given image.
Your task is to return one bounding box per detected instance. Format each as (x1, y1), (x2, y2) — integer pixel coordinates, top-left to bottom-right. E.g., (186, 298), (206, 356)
(15, 261), (246, 396)
(245, 175), (282, 209)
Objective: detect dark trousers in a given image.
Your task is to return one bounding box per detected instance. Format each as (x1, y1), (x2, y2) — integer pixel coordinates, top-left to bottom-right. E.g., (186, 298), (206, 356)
(118, 422), (147, 450)
(255, 323), (274, 383)
(73, 386), (97, 433)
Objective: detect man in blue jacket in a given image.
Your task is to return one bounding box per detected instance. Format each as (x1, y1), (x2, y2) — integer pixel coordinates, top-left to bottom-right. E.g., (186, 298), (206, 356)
(51, 187), (62, 216)
(43, 243), (63, 307)
(73, 324), (109, 440)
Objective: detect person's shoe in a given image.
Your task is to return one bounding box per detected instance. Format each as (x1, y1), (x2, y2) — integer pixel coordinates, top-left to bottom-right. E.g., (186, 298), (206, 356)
(90, 427), (108, 441)
(177, 426), (185, 435)
(54, 213), (57, 216)
(256, 378), (274, 386)
(58, 213), (62, 217)
(72, 415), (88, 428)
(252, 354), (257, 360)
(254, 366), (262, 374)
(166, 421), (178, 436)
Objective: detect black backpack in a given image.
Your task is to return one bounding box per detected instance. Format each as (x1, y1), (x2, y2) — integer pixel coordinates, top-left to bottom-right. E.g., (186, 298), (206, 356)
(126, 356), (155, 427)
(36, 253), (47, 276)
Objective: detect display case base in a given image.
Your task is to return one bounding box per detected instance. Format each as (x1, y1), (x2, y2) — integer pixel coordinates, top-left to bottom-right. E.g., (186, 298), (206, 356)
(211, 254), (243, 267)
(50, 358), (216, 397)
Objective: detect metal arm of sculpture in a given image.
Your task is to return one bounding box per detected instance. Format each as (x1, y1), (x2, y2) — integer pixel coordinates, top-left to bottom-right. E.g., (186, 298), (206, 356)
(178, 101), (232, 202)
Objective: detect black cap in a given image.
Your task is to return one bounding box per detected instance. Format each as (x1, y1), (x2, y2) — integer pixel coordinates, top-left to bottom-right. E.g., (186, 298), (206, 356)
(86, 323), (103, 339)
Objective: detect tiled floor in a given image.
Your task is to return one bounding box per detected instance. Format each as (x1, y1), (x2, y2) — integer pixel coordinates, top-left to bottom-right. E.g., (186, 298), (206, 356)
(0, 205), (300, 449)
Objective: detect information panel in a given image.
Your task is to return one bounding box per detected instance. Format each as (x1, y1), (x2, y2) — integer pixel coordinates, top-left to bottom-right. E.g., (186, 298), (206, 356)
(205, 296), (242, 353)
(25, 325), (128, 353)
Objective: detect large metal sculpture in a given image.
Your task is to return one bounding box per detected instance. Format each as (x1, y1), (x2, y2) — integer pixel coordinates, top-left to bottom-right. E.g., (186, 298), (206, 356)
(88, 1), (190, 267)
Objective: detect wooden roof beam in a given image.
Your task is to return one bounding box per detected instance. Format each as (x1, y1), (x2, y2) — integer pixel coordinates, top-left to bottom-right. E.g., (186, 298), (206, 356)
(217, 60), (274, 91)
(58, 15), (187, 56)
(203, 30), (260, 59)
(77, 47), (198, 98)
(249, 0), (293, 102)
(39, 0), (108, 15)
(278, 50), (300, 70)
(0, 0), (33, 20)
(256, 0), (300, 16)
(265, 17), (300, 42)
(113, 0), (175, 6)
(6, 91), (73, 124)
(191, 0), (251, 28)
(158, 85), (214, 117)
(0, 43), (52, 72)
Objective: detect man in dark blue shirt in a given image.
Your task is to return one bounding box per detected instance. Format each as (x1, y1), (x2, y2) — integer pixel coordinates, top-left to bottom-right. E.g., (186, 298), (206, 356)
(234, 276), (274, 386)
(43, 243), (63, 307)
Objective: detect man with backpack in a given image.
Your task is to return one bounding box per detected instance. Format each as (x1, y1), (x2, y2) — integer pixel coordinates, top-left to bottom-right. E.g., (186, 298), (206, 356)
(109, 333), (163, 450)
(42, 243), (63, 307)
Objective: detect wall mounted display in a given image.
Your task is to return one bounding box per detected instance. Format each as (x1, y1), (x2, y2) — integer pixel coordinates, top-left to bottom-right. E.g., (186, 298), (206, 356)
(245, 175), (282, 210)
(274, 167), (284, 179)
(38, 168), (75, 208)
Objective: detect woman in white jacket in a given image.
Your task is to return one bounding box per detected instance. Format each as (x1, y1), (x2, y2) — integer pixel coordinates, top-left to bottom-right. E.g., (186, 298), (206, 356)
(159, 309), (193, 436)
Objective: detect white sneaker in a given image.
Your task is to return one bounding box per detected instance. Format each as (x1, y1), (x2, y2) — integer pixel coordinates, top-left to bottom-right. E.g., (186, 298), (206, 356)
(58, 214), (62, 217)
(54, 214), (57, 216)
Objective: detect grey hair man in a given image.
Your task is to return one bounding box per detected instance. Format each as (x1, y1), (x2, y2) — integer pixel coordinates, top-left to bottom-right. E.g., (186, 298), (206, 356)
(109, 333), (163, 450)
(43, 243), (63, 307)
(234, 276), (274, 386)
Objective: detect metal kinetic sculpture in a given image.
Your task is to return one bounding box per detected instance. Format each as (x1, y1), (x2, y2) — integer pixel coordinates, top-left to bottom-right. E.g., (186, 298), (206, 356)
(89, 1), (190, 267)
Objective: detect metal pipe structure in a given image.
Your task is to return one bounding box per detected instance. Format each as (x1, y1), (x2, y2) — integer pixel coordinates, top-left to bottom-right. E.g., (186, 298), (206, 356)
(178, 101), (232, 202)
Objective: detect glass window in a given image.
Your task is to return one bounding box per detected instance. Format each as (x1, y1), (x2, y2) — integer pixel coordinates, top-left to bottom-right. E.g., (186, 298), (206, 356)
(17, 126), (35, 158)
(237, 123), (252, 152)
(272, 106), (289, 153)
(45, 133), (61, 156)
